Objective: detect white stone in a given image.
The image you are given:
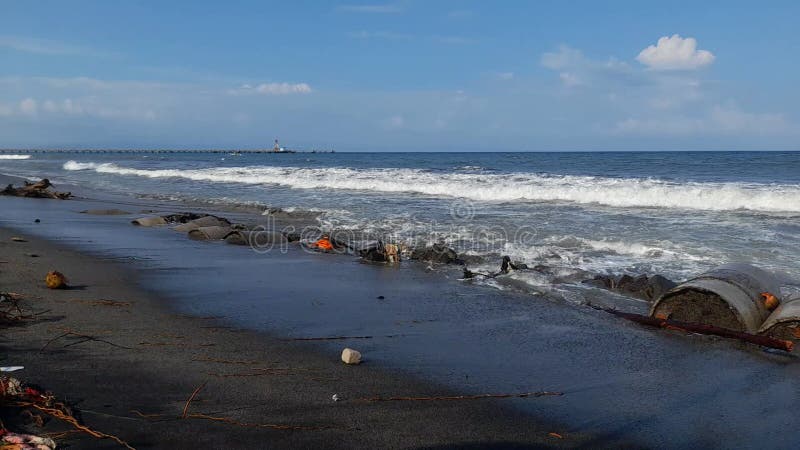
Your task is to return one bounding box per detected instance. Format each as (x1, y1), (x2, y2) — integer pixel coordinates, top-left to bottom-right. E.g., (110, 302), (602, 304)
(341, 348), (362, 365)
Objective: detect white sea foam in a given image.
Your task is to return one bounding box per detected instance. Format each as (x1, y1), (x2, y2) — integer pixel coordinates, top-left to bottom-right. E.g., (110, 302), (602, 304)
(0, 155), (31, 160)
(63, 161), (800, 213)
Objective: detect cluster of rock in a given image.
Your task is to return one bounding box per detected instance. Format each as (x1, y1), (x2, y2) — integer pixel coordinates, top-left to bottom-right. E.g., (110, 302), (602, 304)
(131, 211), (689, 307)
(1, 179), (71, 200)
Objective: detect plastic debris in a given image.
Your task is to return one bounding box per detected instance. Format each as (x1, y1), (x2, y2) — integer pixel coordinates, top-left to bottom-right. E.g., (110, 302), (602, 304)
(0, 432), (57, 449)
(341, 348), (362, 365)
(11, 237), (27, 242)
(331, 394), (340, 402)
(0, 366), (24, 372)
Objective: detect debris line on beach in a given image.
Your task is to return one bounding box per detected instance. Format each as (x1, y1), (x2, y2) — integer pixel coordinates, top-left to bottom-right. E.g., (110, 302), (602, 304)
(357, 391), (563, 402)
(590, 303), (794, 352)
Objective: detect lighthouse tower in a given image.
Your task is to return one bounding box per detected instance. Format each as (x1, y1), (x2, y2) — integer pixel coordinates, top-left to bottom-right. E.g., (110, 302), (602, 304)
(273, 139), (281, 152)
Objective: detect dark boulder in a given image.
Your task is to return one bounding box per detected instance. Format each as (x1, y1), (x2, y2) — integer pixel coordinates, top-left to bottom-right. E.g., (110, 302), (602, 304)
(583, 273), (676, 301)
(161, 212), (210, 224)
(410, 243), (463, 265)
(283, 231), (302, 242)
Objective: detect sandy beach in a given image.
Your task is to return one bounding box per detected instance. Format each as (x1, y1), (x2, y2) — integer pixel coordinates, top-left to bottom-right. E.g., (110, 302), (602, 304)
(0, 199), (589, 448)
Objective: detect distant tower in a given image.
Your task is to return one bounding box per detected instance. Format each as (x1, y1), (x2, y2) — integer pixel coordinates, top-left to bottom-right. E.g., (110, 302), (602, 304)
(273, 139), (280, 152)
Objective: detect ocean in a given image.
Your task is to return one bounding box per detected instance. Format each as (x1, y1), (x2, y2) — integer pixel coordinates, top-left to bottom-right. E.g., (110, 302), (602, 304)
(3, 151), (800, 296)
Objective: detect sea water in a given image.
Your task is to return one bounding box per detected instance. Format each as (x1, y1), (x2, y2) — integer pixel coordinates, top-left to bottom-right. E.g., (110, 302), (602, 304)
(3, 151), (800, 293)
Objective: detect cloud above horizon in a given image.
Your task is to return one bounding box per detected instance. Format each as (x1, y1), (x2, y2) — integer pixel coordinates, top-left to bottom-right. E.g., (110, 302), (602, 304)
(636, 35), (715, 70)
(337, 4), (402, 13)
(537, 38), (794, 141)
(615, 104), (789, 136)
(0, 35), (112, 57)
(230, 82), (313, 95)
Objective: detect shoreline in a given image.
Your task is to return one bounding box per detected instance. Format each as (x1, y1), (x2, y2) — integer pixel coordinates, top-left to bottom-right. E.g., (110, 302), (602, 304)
(4, 172), (800, 449)
(0, 221), (589, 447)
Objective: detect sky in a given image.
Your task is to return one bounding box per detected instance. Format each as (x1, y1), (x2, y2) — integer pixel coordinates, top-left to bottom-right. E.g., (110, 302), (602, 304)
(1, 0), (799, 151)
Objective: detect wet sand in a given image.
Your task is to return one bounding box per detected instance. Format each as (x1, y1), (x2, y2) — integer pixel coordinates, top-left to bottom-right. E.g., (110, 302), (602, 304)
(0, 229), (588, 448)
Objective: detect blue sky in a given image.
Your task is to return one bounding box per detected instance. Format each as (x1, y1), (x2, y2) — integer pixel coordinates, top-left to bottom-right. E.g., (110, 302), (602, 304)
(1, 0), (798, 151)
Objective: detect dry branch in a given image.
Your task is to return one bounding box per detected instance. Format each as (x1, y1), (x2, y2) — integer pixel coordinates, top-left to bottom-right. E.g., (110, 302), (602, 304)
(181, 381), (207, 419)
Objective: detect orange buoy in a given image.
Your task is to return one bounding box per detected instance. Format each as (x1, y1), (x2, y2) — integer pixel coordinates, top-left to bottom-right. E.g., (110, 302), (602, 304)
(315, 238), (333, 251)
(761, 292), (780, 311)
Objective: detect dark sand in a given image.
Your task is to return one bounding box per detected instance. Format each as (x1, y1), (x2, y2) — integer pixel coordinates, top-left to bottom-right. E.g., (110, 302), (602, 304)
(0, 228), (588, 448)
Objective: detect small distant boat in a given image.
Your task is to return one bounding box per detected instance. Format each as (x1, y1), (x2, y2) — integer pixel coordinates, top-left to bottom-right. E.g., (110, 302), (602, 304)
(229, 151), (242, 156)
(271, 139), (296, 153)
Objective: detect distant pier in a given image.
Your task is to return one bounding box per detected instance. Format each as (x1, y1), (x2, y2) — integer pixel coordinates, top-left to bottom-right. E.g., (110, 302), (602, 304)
(0, 149), (335, 154)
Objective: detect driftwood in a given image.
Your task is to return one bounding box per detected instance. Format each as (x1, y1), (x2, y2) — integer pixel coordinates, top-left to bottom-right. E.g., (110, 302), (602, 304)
(6, 401), (134, 449)
(591, 304), (793, 352)
(2, 178), (71, 199)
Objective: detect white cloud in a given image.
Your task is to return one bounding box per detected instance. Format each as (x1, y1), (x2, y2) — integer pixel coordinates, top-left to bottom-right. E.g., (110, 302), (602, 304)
(636, 35), (715, 70)
(540, 45), (625, 87)
(256, 83), (311, 95)
(0, 36), (112, 57)
(347, 31), (412, 40)
(559, 72), (582, 87)
(434, 36), (474, 45)
(19, 98), (37, 115)
(230, 82), (313, 95)
(382, 115), (405, 129)
(709, 104), (787, 133)
(541, 45), (585, 70)
(338, 4), (402, 13)
(256, 83), (312, 95)
(614, 104), (789, 136)
(3, 96), (155, 120)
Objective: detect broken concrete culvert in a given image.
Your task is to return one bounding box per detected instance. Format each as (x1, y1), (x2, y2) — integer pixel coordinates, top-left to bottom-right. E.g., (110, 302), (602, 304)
(759, 295), (800, 340)
(650, 263), (782, 333)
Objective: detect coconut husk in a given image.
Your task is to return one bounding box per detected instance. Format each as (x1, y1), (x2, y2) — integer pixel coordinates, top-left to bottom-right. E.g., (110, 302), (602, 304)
(45, 271), (68, 289)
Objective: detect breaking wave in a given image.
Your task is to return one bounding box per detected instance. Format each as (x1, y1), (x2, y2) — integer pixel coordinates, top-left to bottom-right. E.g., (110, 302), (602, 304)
(0, 155), (31, 160)
(63, 161), (800, 213)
